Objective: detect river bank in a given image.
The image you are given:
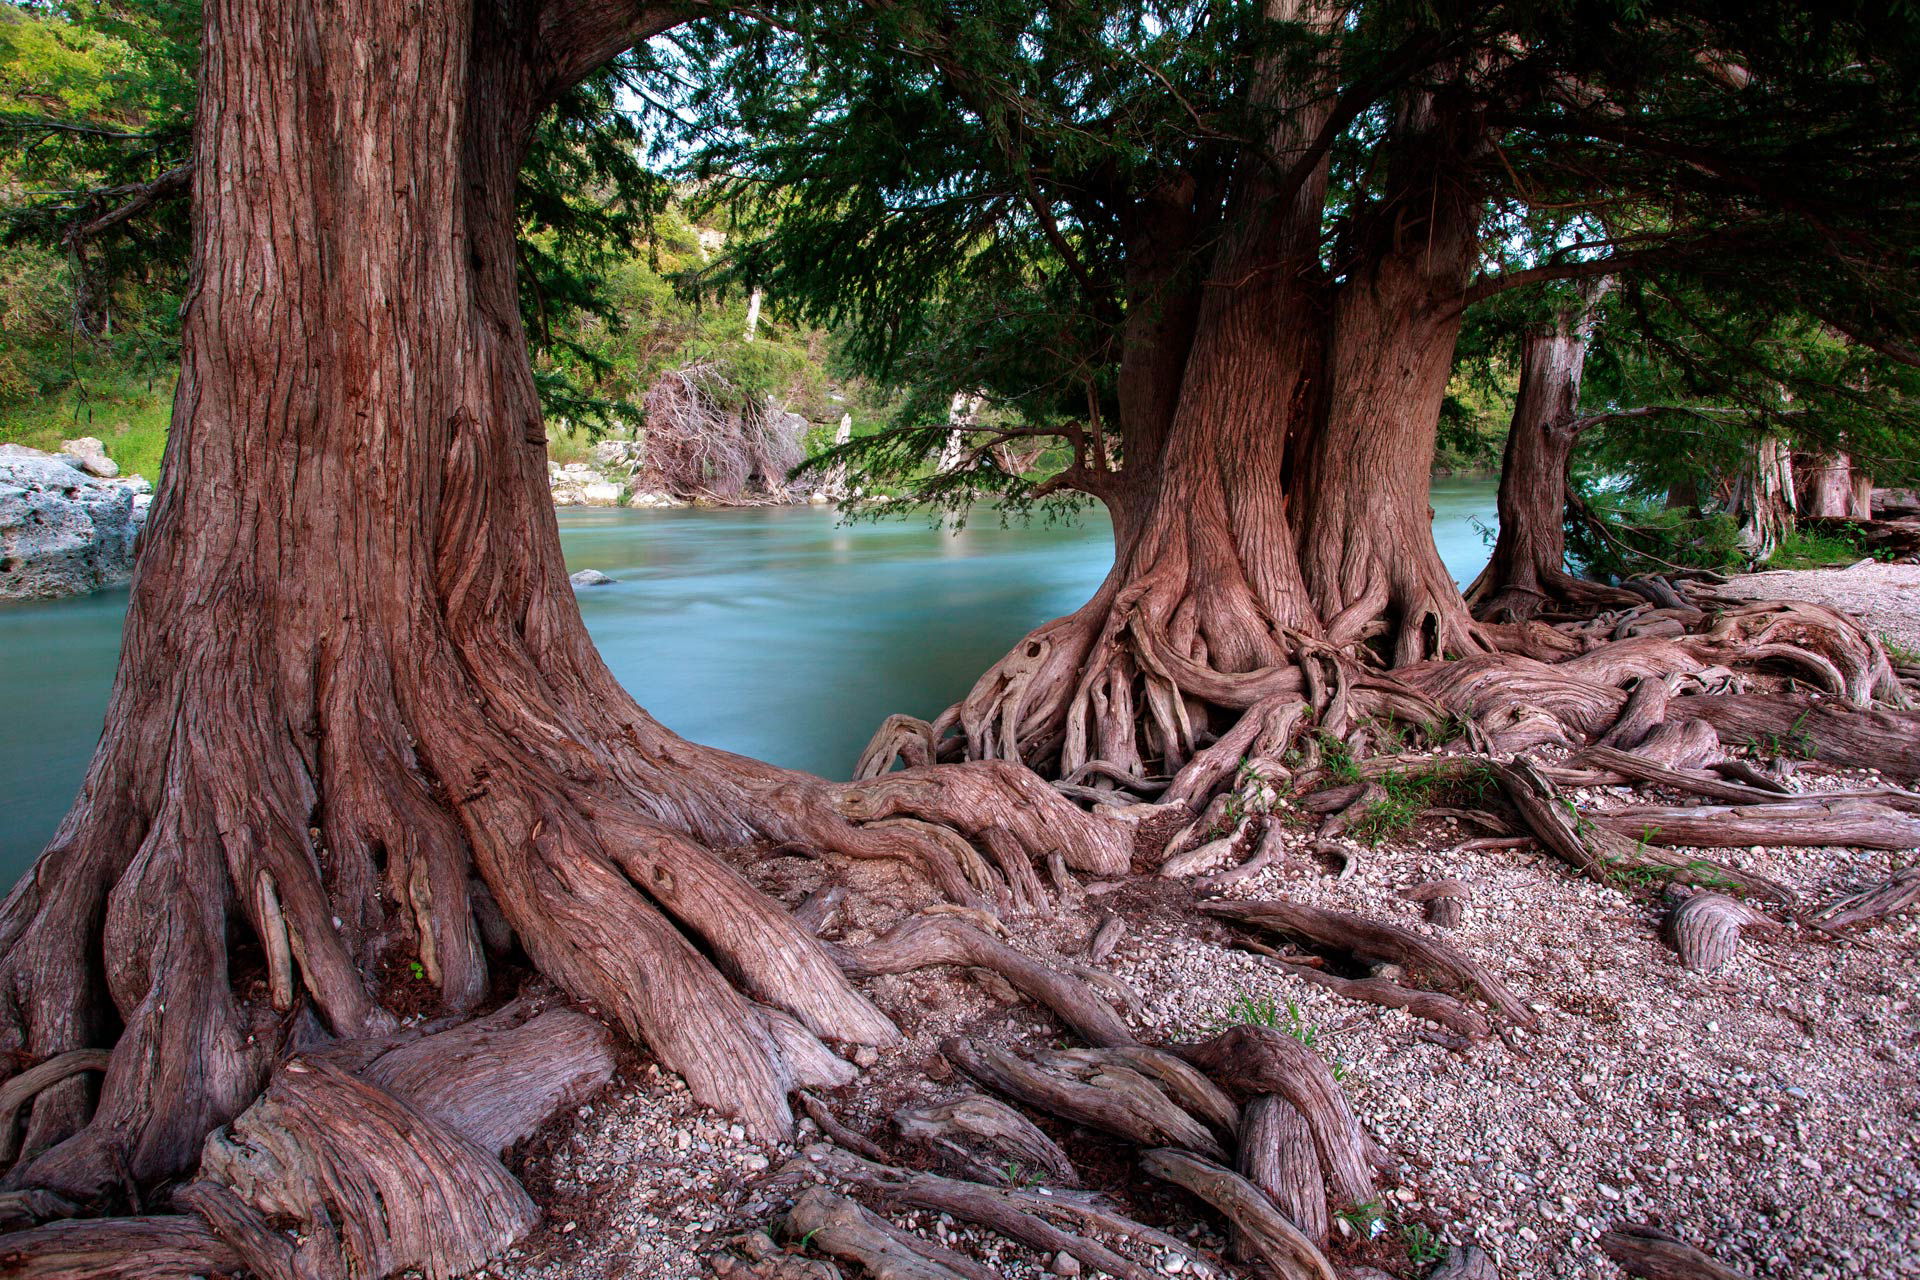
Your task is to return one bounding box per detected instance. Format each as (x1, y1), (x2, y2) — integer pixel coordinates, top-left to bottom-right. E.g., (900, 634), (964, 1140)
(0, 485), (1502, 887)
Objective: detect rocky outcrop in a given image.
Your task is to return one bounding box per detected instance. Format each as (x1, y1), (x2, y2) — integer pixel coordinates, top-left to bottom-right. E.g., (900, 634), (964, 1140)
(0, 444), (151, 600)
(547, 461), (624, 507)
(59, 436), (120, 478)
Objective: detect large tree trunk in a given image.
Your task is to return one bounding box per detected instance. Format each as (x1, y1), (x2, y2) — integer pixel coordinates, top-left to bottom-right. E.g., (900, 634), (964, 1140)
(1729, 435), (1797, 562)
(1293, 89), (1489, 665)
(1801, 452), (1871, 519)
(905, 57), (1499, 781)
(0, 0), (1124, 1209)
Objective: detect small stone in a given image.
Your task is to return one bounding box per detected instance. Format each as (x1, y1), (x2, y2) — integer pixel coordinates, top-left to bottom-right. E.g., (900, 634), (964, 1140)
(1052, 1252), (1082, 1276)
(852, 1045), (879, 1068)
(570, 568), (615, 587)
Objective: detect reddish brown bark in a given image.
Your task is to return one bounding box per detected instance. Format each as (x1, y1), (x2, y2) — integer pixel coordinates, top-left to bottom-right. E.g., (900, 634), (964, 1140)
(0, 0), (1126, 1211)
(1466, 293), (1641, 620)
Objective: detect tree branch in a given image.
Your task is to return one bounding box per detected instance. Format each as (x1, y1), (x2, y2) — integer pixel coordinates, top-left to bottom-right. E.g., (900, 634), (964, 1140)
(537, 1), (693, 101)
(60, 163), (194, 248)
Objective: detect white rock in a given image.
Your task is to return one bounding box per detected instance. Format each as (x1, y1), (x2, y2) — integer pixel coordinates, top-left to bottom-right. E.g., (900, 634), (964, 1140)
(570, 569), (614, 587)
(58, 436), (119, 477)
(0, 444), (138, 600)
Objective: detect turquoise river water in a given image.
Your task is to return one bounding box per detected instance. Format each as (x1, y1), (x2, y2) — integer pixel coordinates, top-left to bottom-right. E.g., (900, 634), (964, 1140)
(0, 479), (1497, 885)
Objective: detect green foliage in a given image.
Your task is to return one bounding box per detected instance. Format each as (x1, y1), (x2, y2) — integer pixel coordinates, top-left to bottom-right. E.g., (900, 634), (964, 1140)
(1398, 1222), (1445, 1265)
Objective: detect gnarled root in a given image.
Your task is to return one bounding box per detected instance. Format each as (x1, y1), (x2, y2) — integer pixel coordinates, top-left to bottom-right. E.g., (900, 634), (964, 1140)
(833, 916), (1133, 1048)
(1814, 867), (1920, 933)
(1489, 760), (1796, 903)
(1139, 1148), (1339, 1280)
(894, 1095), (1079, 1187)
(789, 1143), (1174, 1280)
(781, 1186), (994, 1280)
(1600, 1223), (1754, 1280)
(1664, 892), (1779, 974)
(1200, 899), (1537, 1031)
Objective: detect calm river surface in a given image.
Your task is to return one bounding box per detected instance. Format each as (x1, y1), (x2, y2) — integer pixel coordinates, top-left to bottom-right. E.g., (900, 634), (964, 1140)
(0, 479), (1497, 885)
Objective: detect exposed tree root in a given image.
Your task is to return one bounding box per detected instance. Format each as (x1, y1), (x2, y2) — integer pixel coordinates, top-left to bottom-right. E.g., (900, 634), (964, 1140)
(942, 1040), (1226, 1159)
(1664, 893), (1780, 974)
(1403, 879), (1469, 927)
(1600, 1224), (1755, 1280)
(1238, 1095), (1330, 1248)
(1200, 899), (1537, 1031)
(790, 1144), (1171, 1280)
(1812, 867), (1920, 933)
(1488, 760), (1797, 903)
(1140, 1148), (1339, 1280)
(894, 1095), (1080, 1187)
(833, 916), (1133, 1049)
(783, 1186), (995, 1280)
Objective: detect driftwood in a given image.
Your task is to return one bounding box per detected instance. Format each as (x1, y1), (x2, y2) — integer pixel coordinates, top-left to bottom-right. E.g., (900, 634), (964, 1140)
(836, 916), (1132, 1049)
(1665, 893), (1780, 974)
(782, 1186), (994, 1280)
(894, 1095), (1078, 1186)
(1814, 866), (1920, 931)
(1600, 1224), (1754, 1280)
(1173, 1027), (1376, 1207)
(1401, 879), (1469, 927)
(1201, 898), (1536, 1028)
(941, 1040), (1223, 1159)
(1139, 1148), (1339, 1280)
(1239, 1095), (1329, 1247)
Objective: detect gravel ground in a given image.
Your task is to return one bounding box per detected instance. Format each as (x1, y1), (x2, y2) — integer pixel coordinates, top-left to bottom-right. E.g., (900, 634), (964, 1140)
(488, 791), (1917, 1280)
(1722, 561), (1920, 654)
(488, 568), (1920, 1280)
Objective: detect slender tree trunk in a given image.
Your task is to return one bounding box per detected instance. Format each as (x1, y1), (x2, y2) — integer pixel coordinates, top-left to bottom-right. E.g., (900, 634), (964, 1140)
(0, 0), (1124, 1206)
(1466, 292), (1639, 620)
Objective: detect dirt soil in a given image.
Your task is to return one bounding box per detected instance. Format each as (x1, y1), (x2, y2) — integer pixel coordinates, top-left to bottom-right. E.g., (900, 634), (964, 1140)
(488, 574), (1920, 1280)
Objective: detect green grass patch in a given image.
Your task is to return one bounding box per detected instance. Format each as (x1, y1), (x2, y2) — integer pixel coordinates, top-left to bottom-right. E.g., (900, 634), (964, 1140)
(2, 370), (173, 480)
(1763, 527), (1866, 570)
